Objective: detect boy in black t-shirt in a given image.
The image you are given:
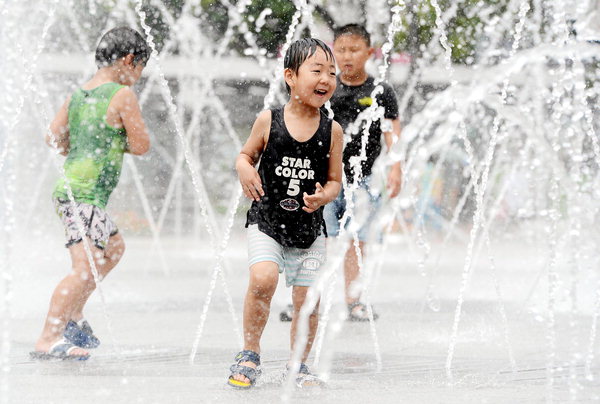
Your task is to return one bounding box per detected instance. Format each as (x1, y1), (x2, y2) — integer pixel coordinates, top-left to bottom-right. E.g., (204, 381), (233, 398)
(279, 24), (402, 322)
(331, 24), (402, 321)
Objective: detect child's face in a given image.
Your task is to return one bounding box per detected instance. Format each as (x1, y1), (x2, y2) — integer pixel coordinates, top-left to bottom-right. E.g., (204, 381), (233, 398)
(333, 34), (373, 78)
(286, 47), (337, 108)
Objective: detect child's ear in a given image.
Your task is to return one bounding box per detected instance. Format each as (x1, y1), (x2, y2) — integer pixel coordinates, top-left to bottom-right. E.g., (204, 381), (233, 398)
(284, 68), (296, 89)
(367, 47), (375, 57)
(123, 54), (136, 67)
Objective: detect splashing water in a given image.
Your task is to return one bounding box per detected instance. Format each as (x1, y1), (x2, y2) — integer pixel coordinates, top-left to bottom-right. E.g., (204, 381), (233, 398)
(1, 1), (600, 403)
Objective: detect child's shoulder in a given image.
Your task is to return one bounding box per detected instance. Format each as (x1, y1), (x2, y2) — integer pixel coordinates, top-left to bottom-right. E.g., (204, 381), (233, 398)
(326, 120), (343, 151)
(331, 119), (343, 132)
(331, 119), (343, 137)
(250, 109), (273, 138)
(369, 78), (397, 102)
(103, 85), (137, 109)
(255, 109), (273, 125)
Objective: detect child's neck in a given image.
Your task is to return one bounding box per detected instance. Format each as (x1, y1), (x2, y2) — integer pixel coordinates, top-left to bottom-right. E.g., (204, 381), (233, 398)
(86, 67), (125, 87)
(339, 69), (369, 86)
(286, 96), (320, 118)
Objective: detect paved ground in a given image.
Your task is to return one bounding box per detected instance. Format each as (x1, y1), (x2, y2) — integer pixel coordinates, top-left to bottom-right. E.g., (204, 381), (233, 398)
(2, 232), (600, 403)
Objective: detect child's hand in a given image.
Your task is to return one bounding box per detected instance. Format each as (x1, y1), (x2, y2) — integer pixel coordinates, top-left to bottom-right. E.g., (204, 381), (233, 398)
(238, 164), (264, 202)
(302, 182), (327, 213)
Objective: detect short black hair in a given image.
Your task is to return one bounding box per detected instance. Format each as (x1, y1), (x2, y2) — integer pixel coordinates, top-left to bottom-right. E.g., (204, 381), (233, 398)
(95, 27), (150, 69)
(283, 38), (335, 94)
(333, 24), (371, 46)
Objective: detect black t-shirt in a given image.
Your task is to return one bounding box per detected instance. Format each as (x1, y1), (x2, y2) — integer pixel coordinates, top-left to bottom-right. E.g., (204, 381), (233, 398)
(246, 106), (332, 248)
(330, 75), (399, 181)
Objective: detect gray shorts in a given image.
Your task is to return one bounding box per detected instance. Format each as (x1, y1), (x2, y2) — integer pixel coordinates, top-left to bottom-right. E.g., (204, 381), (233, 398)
(53, 198), (118, 250)
(247, 225), (326, 287)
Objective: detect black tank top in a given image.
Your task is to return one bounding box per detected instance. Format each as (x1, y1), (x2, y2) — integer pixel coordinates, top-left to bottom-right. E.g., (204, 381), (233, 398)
(246, 106), (332, 248)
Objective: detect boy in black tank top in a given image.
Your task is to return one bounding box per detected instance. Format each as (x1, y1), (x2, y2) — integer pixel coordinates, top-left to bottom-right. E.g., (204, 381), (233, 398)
(228, 38), (343, 388)
(280, 25), (402, 324)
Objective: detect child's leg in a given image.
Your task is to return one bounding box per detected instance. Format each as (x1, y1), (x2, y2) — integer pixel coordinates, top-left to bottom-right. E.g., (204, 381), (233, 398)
(70, 233), (125, 321)
(34, 238), (115, 353)
(290, 286), (320, 363)
(243, 261), (279, 351)
(344, 178), (382, 306)
(344, 240), (366, 305)
(231, 261), (279, 383)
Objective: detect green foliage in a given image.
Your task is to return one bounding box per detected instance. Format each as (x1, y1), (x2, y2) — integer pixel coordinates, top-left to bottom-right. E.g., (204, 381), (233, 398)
(197, 0), (229, 43)
(135, 0), (513, 64)
(197, 0), (296, 55)
(138, 0), (187, 53)
(394, 0), (510, 65)
(135, 0), (296, 56)
(244, 0), (296, 54)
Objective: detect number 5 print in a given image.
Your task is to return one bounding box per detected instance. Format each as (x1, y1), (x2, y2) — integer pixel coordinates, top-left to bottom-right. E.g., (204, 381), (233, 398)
(287, 179), (300, 196)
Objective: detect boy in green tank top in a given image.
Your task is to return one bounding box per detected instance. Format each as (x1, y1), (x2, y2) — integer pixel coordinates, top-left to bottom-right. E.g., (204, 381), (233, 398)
(31, 27), (150, 360)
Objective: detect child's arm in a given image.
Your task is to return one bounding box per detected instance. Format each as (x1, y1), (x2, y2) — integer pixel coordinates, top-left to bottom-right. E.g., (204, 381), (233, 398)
(236, 110), (270, 201)
(383, 117), (402, 198)
(302, 121), (343, 213)
(114, 87), (150, 155)
(46, 98), (70, 156)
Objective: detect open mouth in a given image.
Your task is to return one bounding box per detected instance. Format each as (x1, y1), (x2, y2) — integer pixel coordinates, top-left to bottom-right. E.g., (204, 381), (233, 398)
(314, 89), (328, 96)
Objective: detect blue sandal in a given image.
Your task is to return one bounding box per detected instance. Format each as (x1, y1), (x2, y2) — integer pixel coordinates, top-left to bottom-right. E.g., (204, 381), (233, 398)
(287, 363), (324, 387)
(227, 350), (261, 389)
(64, 320), (100, 349)
(30, 338), (90, 361)
(347, 302), (379, 322)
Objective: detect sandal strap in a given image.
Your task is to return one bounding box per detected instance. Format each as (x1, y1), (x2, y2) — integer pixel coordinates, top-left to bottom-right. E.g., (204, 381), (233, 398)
(229, 363), (261, 382)
(348, 302), (366, 311)
(298, 363), (310, 375)
(49, 338), (79, 356)
(286, 362), (310, 375)
(287, 363), (323, 386)
(233, 350), (261, 366)
(230, 350), (262, 385)
(347, 302), (379, 321)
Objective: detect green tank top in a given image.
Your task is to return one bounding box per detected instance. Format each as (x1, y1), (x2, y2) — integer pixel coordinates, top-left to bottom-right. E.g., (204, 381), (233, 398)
(53, 82), (127, 209)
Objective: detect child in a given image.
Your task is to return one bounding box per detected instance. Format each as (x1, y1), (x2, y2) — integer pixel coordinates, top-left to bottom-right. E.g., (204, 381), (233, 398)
(328, 23), (402, 321)
(228, 38), (343, 388)
(31, 27), (150, 360)
(280, 24), (402, 322)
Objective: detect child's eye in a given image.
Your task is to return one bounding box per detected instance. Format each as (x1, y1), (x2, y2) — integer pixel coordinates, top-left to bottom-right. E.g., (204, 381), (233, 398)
(312, 70), (321, 73)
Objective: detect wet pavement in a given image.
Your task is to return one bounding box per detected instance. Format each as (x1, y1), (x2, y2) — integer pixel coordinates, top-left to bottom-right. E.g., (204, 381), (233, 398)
(2, 233), (600, 403)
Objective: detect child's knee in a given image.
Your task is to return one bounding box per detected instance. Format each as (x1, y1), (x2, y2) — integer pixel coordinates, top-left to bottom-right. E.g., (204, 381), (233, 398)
(299, 305), (320, 318)
(293, 296), (320, 316)
(249, 263), (279, 297)
(249, 280), (277, 299)
(113, 241), (125, 258)
(107, 235), (125, 260)
(108, 247), (124, 264)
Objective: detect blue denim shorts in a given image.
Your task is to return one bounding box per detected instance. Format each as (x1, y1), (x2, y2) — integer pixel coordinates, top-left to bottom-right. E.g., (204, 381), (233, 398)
(323, 176), (382, 242)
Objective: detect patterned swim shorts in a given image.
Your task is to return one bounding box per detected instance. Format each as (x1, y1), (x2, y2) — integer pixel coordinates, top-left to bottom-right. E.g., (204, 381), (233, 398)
(247, 225), (326, 287)
(53, 198), (118, 250)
